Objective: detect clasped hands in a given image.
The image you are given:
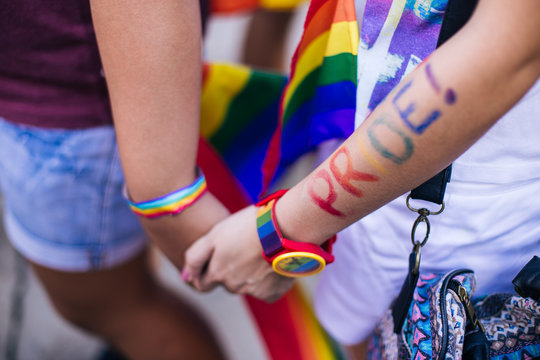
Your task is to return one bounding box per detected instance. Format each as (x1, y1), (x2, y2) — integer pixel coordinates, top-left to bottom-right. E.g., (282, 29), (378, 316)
(182, 205), (295, 303)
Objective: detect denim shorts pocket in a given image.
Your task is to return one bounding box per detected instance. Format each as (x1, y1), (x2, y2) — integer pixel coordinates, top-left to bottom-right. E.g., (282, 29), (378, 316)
(0, 120), (113, 245)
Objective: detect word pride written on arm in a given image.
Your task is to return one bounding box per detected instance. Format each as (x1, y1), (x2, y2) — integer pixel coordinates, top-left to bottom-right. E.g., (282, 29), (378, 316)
(307, 62), (457, 217)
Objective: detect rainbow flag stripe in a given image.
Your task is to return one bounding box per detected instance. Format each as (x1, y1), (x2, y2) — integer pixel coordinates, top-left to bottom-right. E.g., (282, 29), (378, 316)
(209, 0), (304, 14)
(244, 283), (346, 360)
(278, 0), (359, 169)
(263, 0), (359, 187)
(285, 285), (346, 360)
(200, 63), (287, 201)
(258, 0), (306, 11)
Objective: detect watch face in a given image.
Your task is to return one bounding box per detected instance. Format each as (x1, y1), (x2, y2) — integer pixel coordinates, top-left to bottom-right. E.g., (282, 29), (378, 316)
(272, 252), (325, 277)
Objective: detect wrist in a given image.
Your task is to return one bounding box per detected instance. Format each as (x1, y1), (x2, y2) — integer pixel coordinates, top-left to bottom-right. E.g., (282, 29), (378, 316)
(256, 190), (336, 277)
(273, 188), (335, 246)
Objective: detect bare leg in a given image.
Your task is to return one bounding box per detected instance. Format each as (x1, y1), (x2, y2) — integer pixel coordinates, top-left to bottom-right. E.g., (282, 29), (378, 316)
(31, 250), (225, 360)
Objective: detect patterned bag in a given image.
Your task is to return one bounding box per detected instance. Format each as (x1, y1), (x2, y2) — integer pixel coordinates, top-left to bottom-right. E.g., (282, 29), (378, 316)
(368, 265), (540, 359)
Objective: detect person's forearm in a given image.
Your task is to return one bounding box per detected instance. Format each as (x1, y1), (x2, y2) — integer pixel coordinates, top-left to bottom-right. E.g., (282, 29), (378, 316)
(90, 0), (202, 197)
(90, 0), (229, 267)
(275, 0), (540, 245)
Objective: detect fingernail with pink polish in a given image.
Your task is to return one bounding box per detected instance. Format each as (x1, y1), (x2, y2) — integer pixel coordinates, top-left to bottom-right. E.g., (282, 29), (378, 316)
(181, 269), (191, 282)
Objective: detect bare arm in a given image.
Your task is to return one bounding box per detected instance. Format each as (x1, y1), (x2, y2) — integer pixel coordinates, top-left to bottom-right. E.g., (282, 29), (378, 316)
(90, 0), (229, 267)
(184, 0), (540, 299)
(277, 0), (540, 245)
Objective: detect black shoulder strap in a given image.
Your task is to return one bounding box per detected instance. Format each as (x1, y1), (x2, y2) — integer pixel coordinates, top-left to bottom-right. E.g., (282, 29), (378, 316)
(437, 0), (479, 47)
(409, 0), (478, 204)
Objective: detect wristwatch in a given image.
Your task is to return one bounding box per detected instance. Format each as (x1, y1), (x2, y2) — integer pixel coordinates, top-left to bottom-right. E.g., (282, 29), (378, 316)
(256, 189), (336, 277)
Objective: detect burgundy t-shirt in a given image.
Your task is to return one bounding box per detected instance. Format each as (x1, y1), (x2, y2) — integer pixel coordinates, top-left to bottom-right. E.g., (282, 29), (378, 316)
(0, 1), (208, 129)
(0, 1), (113, 129)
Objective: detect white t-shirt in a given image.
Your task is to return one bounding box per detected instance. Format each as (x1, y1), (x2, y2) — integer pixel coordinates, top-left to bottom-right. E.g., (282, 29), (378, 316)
(313, 0), (540, 345)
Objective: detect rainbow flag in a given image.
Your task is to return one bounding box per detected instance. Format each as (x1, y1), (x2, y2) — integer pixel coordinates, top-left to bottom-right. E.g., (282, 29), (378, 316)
(283, 285), (345, 360)
(263, 0), (359, 187)
(197, 136), (345, 360)
(200, 63), (286, 201)
(244, 285), (346, 360)
(200, 0), (360, 351)
(199, 63), (346, 359)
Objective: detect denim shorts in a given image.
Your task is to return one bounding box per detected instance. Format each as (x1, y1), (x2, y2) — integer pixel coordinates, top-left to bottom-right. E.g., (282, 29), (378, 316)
(0, 118), (146, 272)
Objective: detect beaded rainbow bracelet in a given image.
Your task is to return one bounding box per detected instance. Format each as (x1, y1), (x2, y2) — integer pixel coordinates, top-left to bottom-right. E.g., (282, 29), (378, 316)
(125, 173), (207, 219)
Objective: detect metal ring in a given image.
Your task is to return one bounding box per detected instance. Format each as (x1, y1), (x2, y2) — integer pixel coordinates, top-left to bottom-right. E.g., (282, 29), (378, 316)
(406, 194), (445, 215)
(411, 215), (430, 247)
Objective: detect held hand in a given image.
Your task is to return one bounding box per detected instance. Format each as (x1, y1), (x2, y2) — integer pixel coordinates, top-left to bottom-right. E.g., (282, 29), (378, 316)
(141, 192), (230, 270)
(182, 205), (294, 303)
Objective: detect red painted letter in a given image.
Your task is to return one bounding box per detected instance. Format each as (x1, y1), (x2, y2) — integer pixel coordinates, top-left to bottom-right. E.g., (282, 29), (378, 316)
(308, 169), (345, 217)
(330, 147), (378, 197)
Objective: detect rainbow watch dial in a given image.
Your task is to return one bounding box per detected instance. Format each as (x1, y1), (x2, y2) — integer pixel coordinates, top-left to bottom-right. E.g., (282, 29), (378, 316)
(272, 252), (326, 277)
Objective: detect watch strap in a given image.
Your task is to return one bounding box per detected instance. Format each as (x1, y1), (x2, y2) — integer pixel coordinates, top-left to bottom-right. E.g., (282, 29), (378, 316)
(257, 198), (285, 259)
(281, 237), (335, 263)
(256, 189), (336, 263)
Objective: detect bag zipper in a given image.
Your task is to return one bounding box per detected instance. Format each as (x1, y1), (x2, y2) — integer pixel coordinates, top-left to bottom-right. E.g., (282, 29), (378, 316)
(437, 268), (474, 360)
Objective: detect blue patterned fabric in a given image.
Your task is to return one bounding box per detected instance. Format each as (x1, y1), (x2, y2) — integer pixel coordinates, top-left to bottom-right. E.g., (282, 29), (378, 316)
(368, 269), (540, 359)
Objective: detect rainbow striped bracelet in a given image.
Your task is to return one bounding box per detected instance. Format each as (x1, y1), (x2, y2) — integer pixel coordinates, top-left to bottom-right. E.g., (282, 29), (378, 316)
(125, 174), (208, 219)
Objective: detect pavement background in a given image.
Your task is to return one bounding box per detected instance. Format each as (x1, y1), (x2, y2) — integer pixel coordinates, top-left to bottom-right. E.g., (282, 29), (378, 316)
(0, 7), (330, 360)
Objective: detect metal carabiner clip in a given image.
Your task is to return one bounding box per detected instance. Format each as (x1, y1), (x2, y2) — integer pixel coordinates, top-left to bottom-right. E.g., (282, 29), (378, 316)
(406, 194), (445, 248)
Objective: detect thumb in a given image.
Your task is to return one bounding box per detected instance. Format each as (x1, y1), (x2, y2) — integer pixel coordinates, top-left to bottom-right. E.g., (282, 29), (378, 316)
(182, 234), (214, 286)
